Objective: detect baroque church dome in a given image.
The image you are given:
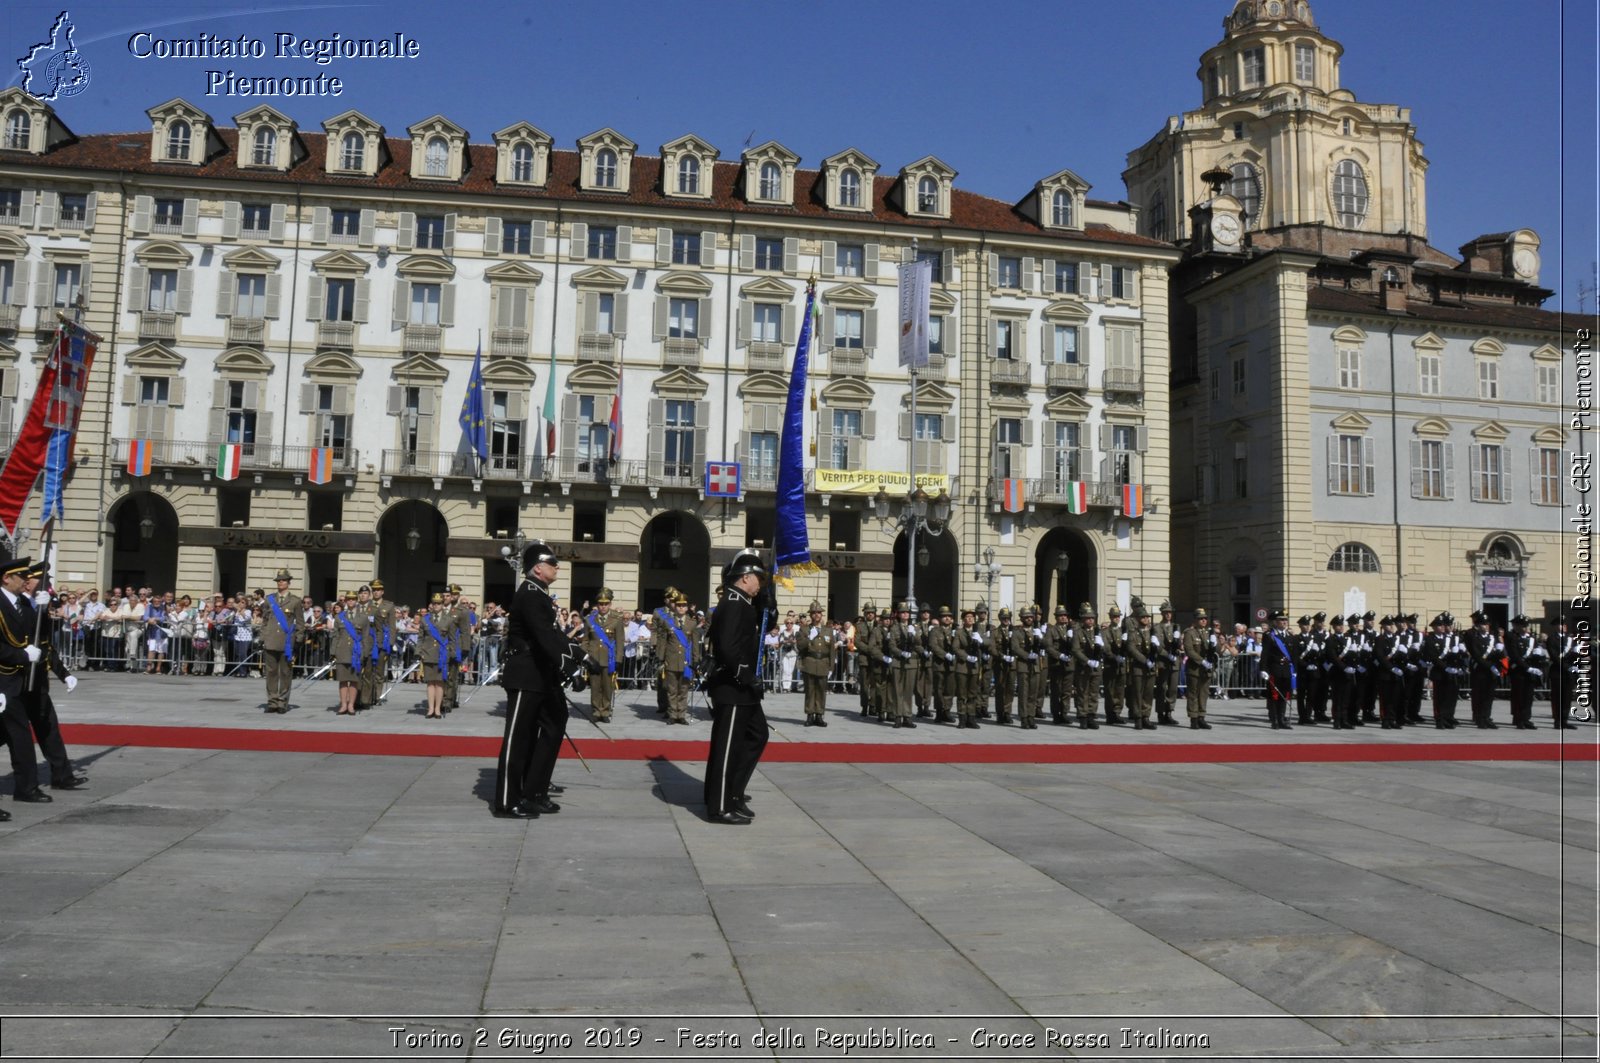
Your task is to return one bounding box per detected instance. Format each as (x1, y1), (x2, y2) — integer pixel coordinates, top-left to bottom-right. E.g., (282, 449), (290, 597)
(1225, 0), (1317, 33)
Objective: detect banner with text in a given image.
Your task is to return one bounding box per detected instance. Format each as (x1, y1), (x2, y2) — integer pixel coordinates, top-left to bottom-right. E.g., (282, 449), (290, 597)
(813, 469), (951, 495)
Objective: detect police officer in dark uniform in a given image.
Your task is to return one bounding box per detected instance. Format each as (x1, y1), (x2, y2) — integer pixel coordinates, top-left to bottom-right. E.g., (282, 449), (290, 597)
(1463, 610), (1502, 729)
(0, 555), (50, 813)
(494, 540), (587, 819)
(704, 550), (770, 824)
(20, 560), (86, 789)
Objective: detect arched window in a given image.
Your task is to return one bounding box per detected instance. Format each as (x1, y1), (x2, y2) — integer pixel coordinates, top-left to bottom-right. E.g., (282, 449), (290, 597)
(1052, 189), (1074, 227)
(1332, 159), (1368, 227)
(511, 143), (534, 182)
(4, 110), (30, 150)
(917, 175), (938, 212)
(424, 136), (450, 177)
(166, 120), (191, 161)
(1229, 162), (1261, 229)
(251, 127), (276, 167)
(759, 161), (781, 200)
(839, 168), (861, 207)
(340, 131), (364, 170)
(678, 155), (700, 195)
(1487, 537), (1519, 565)
(1327, 542), (1380, 573)
(594, 148), (618, 188)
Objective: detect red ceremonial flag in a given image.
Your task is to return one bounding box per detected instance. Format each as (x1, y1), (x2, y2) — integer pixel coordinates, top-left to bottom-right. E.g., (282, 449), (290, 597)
(1065, 481), (1089, 515)
(308, 447), (333, 485)
(126, 439), (153, 477)
(0, 324), (99, 535)
(1122, 483), (1145, 518)
(1001, 478), (1026, 514)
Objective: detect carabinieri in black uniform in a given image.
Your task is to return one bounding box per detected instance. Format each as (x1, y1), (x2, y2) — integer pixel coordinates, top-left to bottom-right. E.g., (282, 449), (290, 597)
(494, 539), (587, 820)
(703, 550), (771, 825)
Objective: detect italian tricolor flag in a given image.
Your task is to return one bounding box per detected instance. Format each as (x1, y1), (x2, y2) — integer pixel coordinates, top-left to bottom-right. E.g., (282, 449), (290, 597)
(1065, 481), (1089, 514)
(216, 443), (241, 481)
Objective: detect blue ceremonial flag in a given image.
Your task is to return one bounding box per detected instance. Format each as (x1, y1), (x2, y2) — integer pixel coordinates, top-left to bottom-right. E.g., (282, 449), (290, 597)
(459, 339), (489, 463)
(773, 282), (818, 580)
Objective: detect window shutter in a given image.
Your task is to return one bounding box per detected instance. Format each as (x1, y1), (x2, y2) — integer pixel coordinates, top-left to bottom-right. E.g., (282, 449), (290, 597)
(390, 280), (408, 329)
(1362, 436), (1375, 494)
(698, 297), (713, 345)
(647, 398), (666, 474)
(221, 200), (241, 239)
(559, 394), (579, 458)
(125, 267), (148, 313)
(1527, 447), (1539, 504)
(816, 419), (834, 468)
(1443, 443), (1455, 500)
(131, 195), (152, 234)
(395, 211), (415, 250)
(865, 243), (880, 279)
(782, 302), (798, 345)
(899, 412), (912, 440)
(692, 408), (708, 471)
(656, 227), (672, 266)
(578, 291), (596, 333)
(176, 197), (198, 237)
(988, 253), (999, 288)
(1078, 262), (1093, 297)
(443, 213), (457, 253)
(1042, 259), (1056, 294)
(84, 192), (98, 229)
(821, 307), (835, 347)
(1468, 444), (1482, 501)
(9, 261), (27, 306)
(352, 278), (369, 323)
(862, 410), (877, 439)
(216, 270), (236, 317)
(268, 202), (285, 240)
(1099, 423), (1112, 452)
(615, 225), (631, 263)
(700, 231), (716, 268)
(120, 376), (139, 405)
(1015, 318), (1028, 362)
(941, 248), (954, 282)
(1021, 419), (1035, 447)
(1409, 441), (1422, 498)
(531, 219), (547, 256)
(485, 217), (503, 255)
(613, 291), (630, 336)
(940, 413), (956, 443)
(1099, 263), (1112, 296)
(1022, 257), (1036, 293)
(305, 279), (324, 322)
(739, 234), (755, 271)
(1135, 425), (1149, 452)
(255, 408), (275, 449)
(312, 206), (331, 244)
(737, 300), (752, 346)
(820, 240), (837, 277)
(506, 391), (528, 421)
(845, 436), (863, 470)
(359, 208), (375, 248)
(1326, 436), (1337, 494)
(439, 284), (456, 327)
(79, 262), (92, 301)
(31, 262), (49, 307)
(336, 385), (355, 416)
(416, 386), (435, 417)
(491, 287), (505, 329)
(653, 296), (669, 340)
(299, 384), (316, 413)
(988, 317), (999, 357)
(862, 308), (877, 353)
(175, 269), (193, 314)
(387, 386), (404, 415)
(783, 236), (798, 274)
(568, 222), (587, 262)
(1042, 425), (1057, 483)
(169, 379), (186, 407)
(1128, 268), (1140, 302)
(1039, 324), (1053, 364)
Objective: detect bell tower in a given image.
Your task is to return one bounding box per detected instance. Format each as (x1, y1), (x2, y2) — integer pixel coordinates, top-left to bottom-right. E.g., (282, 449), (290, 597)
(1123, 0), (1428, 248)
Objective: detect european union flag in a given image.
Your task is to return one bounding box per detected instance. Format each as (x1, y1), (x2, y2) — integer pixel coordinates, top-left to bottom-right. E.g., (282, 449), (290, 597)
(459, 340), (489, 463)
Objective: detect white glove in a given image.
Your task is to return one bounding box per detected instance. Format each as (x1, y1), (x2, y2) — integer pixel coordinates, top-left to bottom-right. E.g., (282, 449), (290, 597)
(1059, 653), (1069, 662)
(1528, 667), (1543, 678)
(1003, 655), (1015, 664)
(900, 651), (912, 660)
(970, 632), (982, 643)
(1094, 635), (1104, 648)
(1200, 661), (1212, 671)
(1405, 664), (1417, 672)
(1027, 653), (1038, 662)
(1391, 667), (1403, 677)
(882, 656), (893, 666)
(944, 652), (954, 661)
(64, 674), (78, 692)
(1088, 659), (1101, 670)
(0, 691), (5, 713)
(965, 655), (977, 665)
(1145, 660), (1155, 671)
(1343, 666), (1355, 675)
(24, 645), (42, 662)
(1259, 671), (1269, 682)
(33, 590), (51, 606)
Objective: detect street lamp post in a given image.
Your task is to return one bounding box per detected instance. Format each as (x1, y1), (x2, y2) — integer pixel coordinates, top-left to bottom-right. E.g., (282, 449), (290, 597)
(973, 545), (1001, 598)
(497, 529), (528, 577)
(876, 486), (952, 612)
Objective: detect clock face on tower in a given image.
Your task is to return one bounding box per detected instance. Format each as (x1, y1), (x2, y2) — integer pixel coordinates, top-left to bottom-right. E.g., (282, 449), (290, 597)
(1211, 212), (1242, 247)
(1512, 248), (1540, 279)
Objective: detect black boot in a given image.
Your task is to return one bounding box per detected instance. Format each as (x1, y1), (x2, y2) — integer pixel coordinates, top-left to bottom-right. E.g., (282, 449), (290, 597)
(1190, 718), (1201, 730)
(1196, 718), (1212, 730)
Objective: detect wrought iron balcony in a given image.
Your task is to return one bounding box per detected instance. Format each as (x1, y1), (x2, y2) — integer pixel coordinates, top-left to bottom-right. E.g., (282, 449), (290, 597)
(112, 437), (275, 472)
(1102, 368), (1144, 394)
(1045, 363), (1089, 390)
(988, 474), (1123, 509)
(0, 305), (18, 332)
(317, 320), (356, 349)
(278, 444), (360, 474)
(227, 317), (266, 346)
(990, 359), (1030, 386)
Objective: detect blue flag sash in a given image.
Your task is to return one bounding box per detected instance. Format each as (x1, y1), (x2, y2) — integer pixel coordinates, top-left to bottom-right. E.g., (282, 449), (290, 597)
(658, 608), (695, 681)
(587, 614), (616, 674)
(340, 614), (364, 674)
(266, 593), (295, 664)
(1269, 631), (1297, 693)
(422, 616), (449, 675)
(773, 284), (816, 574)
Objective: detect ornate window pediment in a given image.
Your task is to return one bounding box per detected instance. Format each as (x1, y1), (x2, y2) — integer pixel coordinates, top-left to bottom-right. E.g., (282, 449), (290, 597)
(393, 353), (448, 385)
(819, 148), (878, 213)
(483, 260), (544, 285)
(738, 372), (789, 400)
(566, 363), (618, 394)
(301, 349), (363, 381)
(661, 134), (719, 200)
(818, 377), (873, 407)
(570, 265), (629, 292)
(1412, 416), (1452, 438)
(1530, 343), (1561, 363)
(654, 367), (708, 400)
(234, 104), (302, 171)
(741, 140), (799, 204)
(1470, 336), (1506, 358)
(482, 358), (536, 388)
(407, 114), (468, 181)
(321, 109), (387, 177)
(987, 396), (1032, 418)
(657, 272), (713, 297)
(903, 379), (956, 413)
(1532, 426), (1567, 446)
(1411, 331), (1445, 353)
(1042, 298), (1090, 323)
(1331, 411), (1372, 432)
(1472, 420), (1509, 442)
(146, 97), (219, 165)
(125, 342), (185, 372)
(1332, 324), (1368, 346)
(215, 347), (273, 377)
(131, 240), (192, 267)
(928, 288), (957, 315)
(394, 255), (456, 281)
(1044, 391), (1092, 418)
(0, 231), (27, 256)
(0, 86), (72, 155)
(739, 276), (796, 300)
(577, 127), (636, 193)
(1032, 167), (1090, 231)
(820, 282), (875, 308)
(310, 249), (370, 277)
(493, 121), (552, 187)
(898, 155), (956, 219)
(220, 246), (281, 272)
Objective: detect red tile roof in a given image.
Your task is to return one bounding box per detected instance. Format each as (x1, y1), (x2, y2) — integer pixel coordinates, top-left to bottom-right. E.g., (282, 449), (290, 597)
(1, 129), (1177, 252)
(1306, 285), (1587, 334)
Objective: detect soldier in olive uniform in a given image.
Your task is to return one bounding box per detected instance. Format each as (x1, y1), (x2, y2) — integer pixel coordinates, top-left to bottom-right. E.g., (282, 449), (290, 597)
(855, 603), (882, 716)
(352, 585), (377, 711)
(1100, 604), (1128, 726)
(652, 588), (699, 724)
(1124, 602), (1157, 729)
(1045, 604), (1075, 725)
(582, 587), (627, 722)
(656, 586), (681, 717)
(925, 606), (956, 723)
(883, 601), (919, 728)
(914, 604), (935, 717)
(973, 602), (995, 718)
(952, 607), (983, 729)
(444, 584), (475, 712)
(367, 579), (397, 706)
(259, 568), (301, 714)
(1070, 602), (1102, 727)
(1012, 606), (1043, 729)
(991, 607), (1016, 724)
(1151, 601), (1181, 726)
(796, 600), (835, 726)
(1181, 607), (1215, 729)
(330, 590), (367, 716)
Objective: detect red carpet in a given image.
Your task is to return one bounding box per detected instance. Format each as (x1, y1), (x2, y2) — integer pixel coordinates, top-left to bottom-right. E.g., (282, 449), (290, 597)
(60, 723), (1599, 765)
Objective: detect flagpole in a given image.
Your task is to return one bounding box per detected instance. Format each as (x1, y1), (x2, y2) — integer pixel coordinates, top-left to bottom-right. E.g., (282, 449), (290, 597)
(906, 241), (919, 614)
(475, 329), (483, 480)
(27, 298), (79, 692)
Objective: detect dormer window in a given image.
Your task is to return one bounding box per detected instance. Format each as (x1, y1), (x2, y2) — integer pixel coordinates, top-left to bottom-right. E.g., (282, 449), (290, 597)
(251, 127), (276, 166)
(424, 136), (449, 177)
(678, 155), (700, 195)
(166, 120), (191, 161)
(759, 162), (781, 199)
(917, 176), (938, 213)
(595, 149), (618, 188)
(512, 143), (534, 182)
(840, 169), (862, 208)
(3, 111), (29, 151)
(340, 132), (364, 170)
(1051, 189), (1073, 227)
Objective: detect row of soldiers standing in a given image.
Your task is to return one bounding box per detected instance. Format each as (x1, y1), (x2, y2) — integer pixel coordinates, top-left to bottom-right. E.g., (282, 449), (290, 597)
(852, 598), (1202, 731)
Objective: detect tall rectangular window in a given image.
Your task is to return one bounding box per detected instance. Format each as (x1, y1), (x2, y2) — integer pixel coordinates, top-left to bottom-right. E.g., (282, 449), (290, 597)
(502, 220), (532, 255)
(834, 308), (864, 349)
(0, 260), (12, 303)
(490, 390), (523, 470)
(1536, 364), (1559, 404)
(241, 203), (272, 237)
(409, 282), (441, 325)
(53, 263), (81, 307)
(755, 237), (783, 271)
(147, 269), (179, 312)
(315, 384), (348, 451)
(1053, 422), (1081, 482)
(829, 408), (861, 469)
(1054, 261), (1078, 294)
(324, 278), (355, 321)
(576, 395), (609, 472)
(996, 256), (1021, 288)
(1110, 266), (1135, 300)
(1535, 447), (1563, 504)
(663, 399), (696, 478)
(595, 293), (615, 334)
(1418, 439), (1446, 499)
(1294, 43), (1315, 81)
(1338, 347), (1361, 389)
(747, 430), (779, 482)
(1232, 356), (1246, 396)
(916, 248), (944, 283)
(59, 193), (89, 226)
(994, 418), (1023, 478)
(1052, 325), (1078, 363)
(752, 303), (781, 343)
(330, 208), (360, 242)
(1478, 360), (1498, 399)
(1417, 353), (1440, 395)
(226, 380), (257, 447)
(668, 297), (698, 339)
(1111, 424), (1137, 484)
(928, 316), (944, 355)
(1473, 443), (1505, 501)
(671, 231), (701, 265)
(995, 320), (1015, 360)
(1242, 47), (1265, 87)
(153, 199), (184, 232)
(139, 376), (170, 406)
(0, 190), (21, 223)
(835, 244), (864, 277)
(401, 386), (422, 457)
(1332, 434), (1368, 495)
(416, 215), (447, 250)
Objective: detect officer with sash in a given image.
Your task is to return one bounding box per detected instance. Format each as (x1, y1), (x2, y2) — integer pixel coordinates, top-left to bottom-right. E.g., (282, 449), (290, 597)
(1258, 608), (1297, 730)
(351, 585), (376, 711)
(332, 590), (368, 716)
(652, 588), (699, 725)
(18, 559), (86, 790)
(260, 568), (300, 714)
(367, 579), (397, 706)
(796, 600), (834, 726)
(583, 587), (626, 722)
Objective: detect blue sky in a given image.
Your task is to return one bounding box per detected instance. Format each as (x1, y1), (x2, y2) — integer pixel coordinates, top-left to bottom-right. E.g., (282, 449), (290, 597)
(9, 0), (1596, 309)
